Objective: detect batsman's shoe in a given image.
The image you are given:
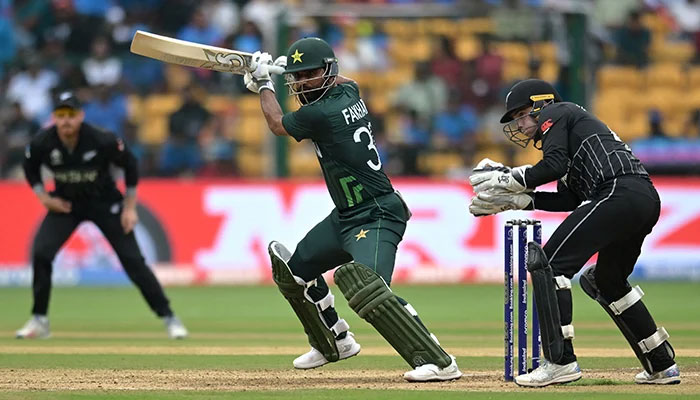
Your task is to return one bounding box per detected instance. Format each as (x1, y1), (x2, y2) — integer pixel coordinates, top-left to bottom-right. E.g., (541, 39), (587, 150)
(635, 364), (680, 385)
(293, 332), (361, 369)
(164, 316), (188, 339)
(15, 316), (50, 339)
(514, 360), (582, 387)
(403, 355), (463, 382)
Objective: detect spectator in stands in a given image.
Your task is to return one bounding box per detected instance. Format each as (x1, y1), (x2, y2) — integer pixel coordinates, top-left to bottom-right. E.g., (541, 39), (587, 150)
(158, 85), (211, 176)
(232, 20), (263, 54)
(395, 107), (431, 175)
(431, 91), (479, 157)
(83, 85), (128, 137)
(430, 36), (462, 87)
(202, 0), (240, 38)
(0, 3), (18, 75)
(614, 10), (651, 67)
(6, 54), (58, 124)
(392, 61), (448, 129)
(0, 102), (40, 178)
(468, 35), (505, 111)
(177, 8), (223, 47)
(82, 36), (122, 87)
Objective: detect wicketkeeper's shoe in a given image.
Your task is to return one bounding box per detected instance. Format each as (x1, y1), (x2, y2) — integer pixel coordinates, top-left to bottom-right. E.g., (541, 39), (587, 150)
(163, 316), (188, 339)
(514, 360), (582, 387)
(293, 331), (361, 369)
(403, 355), (463, 382)
(635, 363), (680, 385)
(15, 315), (50, 339)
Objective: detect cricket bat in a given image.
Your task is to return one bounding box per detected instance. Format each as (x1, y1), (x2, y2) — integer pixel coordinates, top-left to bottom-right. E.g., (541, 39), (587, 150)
(130, 30), (285, 75)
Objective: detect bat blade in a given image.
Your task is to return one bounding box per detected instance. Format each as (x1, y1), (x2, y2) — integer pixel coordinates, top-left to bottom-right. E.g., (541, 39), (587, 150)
(130, 30), (254, 74)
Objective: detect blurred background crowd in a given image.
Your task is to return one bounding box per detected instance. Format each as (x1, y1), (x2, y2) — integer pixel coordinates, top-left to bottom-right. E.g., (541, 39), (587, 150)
(1, 0), (700, 180)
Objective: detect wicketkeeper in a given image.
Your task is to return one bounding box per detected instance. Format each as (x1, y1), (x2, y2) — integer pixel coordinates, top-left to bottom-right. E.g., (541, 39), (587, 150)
(243, 37), (462, 382)
(468, 79), (679, 387)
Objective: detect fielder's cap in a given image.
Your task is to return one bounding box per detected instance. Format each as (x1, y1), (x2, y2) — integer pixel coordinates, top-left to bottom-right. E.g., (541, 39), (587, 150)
(54, 91), (81, 110)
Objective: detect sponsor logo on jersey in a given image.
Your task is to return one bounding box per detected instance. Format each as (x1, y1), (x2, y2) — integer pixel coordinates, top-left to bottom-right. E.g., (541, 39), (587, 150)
(540, 118), (553, 134)
(83, 150), (97, 161)
(50, 149), (63, 165)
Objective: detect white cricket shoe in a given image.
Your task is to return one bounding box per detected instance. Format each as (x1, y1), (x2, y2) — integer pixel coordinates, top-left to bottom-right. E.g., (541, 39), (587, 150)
(16, 315), (50, 339)
(293, 332), (361, 369)
(635, 363), (680, 385)
(403, 355), (463, 382)
(514, 360), (582, 387)
(164, 316), (188, 339)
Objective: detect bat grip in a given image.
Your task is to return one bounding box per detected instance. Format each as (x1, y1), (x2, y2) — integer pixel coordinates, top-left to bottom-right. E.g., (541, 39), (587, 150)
(269, 65), (286, 75)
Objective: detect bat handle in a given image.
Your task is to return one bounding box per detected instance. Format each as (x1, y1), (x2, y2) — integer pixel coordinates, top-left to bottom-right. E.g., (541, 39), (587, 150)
(269, 65), (286, 75)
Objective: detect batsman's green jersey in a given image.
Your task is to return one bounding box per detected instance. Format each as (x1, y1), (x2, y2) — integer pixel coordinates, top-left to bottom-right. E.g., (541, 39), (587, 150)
(282, 82), (394, 211)
(282, 82), (408, 284)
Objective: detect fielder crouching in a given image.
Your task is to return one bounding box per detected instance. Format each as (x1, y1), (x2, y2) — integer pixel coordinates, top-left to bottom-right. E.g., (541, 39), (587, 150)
(468, 79), (679, 387)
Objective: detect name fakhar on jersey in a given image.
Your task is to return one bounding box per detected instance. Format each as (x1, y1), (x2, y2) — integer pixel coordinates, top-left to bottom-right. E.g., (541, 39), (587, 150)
(341, 99), (369, 125)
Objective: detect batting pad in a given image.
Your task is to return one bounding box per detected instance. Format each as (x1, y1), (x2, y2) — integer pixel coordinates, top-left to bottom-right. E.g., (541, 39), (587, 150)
(527, 242), (565, 364)
(580, 265), (675, 374)
(334, 262), (451, 368)
(269, 241), (340, 362)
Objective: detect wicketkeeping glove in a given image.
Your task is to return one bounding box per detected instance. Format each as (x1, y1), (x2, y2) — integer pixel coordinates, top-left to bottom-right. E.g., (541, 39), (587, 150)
(469, 165), (531, 194)
(469, 191), (534, 217)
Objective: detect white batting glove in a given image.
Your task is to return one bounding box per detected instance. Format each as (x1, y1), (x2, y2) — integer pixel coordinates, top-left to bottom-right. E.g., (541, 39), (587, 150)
(273, 55), (287, 69)
(250, 51), (273, 82)
(469, 191), (534, 216)
(469, 165), (531, 194)
(244, 71), (274, 94)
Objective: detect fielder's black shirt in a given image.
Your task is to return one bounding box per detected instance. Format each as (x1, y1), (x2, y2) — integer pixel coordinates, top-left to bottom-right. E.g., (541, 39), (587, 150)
(23, 123), (138, 203)
(524, 102), (648, 210)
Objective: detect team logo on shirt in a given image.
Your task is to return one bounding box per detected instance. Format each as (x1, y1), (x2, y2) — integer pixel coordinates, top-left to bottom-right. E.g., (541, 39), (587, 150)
(50, 149), (63, 165)
(540, 118), (553, 134)
(354, 228), (369, 241)
(117, 138), (125, 152)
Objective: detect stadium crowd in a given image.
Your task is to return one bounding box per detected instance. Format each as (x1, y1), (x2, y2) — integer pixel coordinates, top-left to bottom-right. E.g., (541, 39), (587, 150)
(0, 0), (699, 179)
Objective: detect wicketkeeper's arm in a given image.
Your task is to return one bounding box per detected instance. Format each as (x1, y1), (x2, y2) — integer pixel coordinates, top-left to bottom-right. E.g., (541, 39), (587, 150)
(532, 181), (581, 212)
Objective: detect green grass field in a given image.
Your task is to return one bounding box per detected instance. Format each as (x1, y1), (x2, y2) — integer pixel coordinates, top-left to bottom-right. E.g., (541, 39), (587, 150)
(0, 282), (698, 399)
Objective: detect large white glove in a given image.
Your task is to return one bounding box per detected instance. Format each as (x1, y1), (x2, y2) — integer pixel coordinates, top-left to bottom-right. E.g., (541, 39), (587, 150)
(474, 157), (504, 170)
(469, 165), (531, 194)
(469, 191), (534, 217)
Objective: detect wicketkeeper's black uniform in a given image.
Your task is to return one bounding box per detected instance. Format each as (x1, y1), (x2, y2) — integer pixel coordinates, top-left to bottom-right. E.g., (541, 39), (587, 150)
(524, 102), (675, 372)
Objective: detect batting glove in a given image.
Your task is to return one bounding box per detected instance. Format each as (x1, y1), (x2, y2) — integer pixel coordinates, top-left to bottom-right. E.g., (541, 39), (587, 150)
(469, 165), (531, 194)
(250, 51), (273, 81)
(273, 55), (287, 69)
(244, 71), (274, 94)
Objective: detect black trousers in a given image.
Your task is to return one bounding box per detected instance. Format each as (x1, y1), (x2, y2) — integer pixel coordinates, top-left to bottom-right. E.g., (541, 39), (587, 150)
(30, 203), (172, 317)
(543, 176), (668, 366)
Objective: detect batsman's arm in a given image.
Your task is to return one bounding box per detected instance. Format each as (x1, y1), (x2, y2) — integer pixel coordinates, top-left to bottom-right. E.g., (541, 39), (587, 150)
(259, 89), (290, 137)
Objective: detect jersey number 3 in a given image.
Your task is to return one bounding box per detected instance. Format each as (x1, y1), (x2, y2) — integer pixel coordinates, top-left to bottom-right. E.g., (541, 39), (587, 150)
(354, 124), (382, 171)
